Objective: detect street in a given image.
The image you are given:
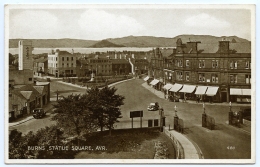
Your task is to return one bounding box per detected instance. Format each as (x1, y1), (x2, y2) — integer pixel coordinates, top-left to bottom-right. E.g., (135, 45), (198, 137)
(11, 79), (251, 159)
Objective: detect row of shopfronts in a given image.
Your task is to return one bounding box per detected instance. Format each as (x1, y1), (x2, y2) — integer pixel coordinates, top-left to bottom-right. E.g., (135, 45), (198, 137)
(143, 76), (251, 103)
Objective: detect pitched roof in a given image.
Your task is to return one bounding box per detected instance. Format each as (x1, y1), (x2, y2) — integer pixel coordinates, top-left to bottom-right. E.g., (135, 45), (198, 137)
(20, 91), (33, 100)
(110, 59), (129, 64)
(160, 49), (174, 57)
(33, 86), (45, 94)
(35, 58), (48, 63)
(197, 43), (219, 53)
(229, 42), (251, 53)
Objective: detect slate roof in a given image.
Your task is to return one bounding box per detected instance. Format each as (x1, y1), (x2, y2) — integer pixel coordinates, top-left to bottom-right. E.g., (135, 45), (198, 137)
(33, 86), (45, 94)
(110, 59), (129, 64)
(20, 91), (33, 100)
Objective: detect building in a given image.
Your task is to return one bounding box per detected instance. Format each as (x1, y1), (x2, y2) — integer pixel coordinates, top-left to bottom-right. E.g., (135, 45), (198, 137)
(48, 49), (77, 77)
(9, 82), (50, 120)
(9, 40), (51, 121)
(9, 40), (34, 85)
(149, 38), (251, 103)
(33, 57), (48, 76)
(111, 59), (131, 76)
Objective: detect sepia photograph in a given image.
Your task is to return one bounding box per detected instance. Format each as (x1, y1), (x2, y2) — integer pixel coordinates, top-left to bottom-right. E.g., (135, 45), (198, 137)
(4, 4), (255, 164)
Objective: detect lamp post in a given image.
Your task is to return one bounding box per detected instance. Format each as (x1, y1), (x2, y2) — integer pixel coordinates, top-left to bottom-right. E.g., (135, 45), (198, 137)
(203, 103), (206, 114)
(174, 105), (177, 117)
(228, 101), (233, 125)
(202, 103), (207, 127)
(174, 105), (178, 130)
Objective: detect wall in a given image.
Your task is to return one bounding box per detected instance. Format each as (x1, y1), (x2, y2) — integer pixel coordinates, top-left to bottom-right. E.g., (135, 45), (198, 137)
(9, 69), (34, 85)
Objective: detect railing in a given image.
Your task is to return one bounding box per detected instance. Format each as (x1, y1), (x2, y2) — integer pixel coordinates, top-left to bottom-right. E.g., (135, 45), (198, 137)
(164, 129), (184, 159)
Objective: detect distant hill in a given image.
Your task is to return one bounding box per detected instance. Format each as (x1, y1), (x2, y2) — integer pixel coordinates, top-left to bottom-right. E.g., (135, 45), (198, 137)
(9, 35), (250, 48)
(89, 40), (125, 48)
(9, 38), (97, 48)
(106, 35), (250, 47)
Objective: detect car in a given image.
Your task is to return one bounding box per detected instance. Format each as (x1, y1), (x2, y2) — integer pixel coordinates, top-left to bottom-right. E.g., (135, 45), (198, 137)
(147, 102), (159, 111)
(32, 108), (46, 119)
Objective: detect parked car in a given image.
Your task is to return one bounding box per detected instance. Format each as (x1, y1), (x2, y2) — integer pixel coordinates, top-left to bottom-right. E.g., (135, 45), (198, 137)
(147, 102), (159, 111)
(168, 95), (179, 102)
(33, 108), (46, 119)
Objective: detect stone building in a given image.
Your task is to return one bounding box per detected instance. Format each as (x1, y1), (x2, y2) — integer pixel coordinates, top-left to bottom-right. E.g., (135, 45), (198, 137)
(149, 38), (251, 103)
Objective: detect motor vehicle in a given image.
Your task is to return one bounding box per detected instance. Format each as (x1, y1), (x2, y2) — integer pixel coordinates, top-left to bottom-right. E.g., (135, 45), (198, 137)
(168, 95), (179, 102)
(32, 108), (46, 119)
(147, 102), (159, 111)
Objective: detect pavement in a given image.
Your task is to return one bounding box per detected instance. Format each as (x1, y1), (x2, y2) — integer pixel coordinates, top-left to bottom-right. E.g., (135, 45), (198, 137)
(9, 101), (55, 127)
(164, 128), (201, 159)
(142, 82), (251, 134)
(8, 78), (134, 128)
(141, 82), (251, 107)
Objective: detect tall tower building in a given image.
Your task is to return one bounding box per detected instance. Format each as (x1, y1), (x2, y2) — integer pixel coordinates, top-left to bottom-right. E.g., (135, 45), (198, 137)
(18, 40), (33, 70)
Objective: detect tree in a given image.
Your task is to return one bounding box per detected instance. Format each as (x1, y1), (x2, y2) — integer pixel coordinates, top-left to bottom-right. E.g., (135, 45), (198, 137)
(9, 126), (75, 159)
(86, 86), (124, 135)
(52, 94), (97, 145)
(9, 53), (15, 65)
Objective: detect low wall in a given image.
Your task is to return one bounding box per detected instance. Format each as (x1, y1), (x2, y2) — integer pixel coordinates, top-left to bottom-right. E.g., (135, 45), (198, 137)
(164, 129), (184, 159)
(243, 119), (251, 126)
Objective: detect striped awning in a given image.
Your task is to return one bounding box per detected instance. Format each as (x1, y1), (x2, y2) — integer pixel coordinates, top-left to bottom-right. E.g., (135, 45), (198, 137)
(230, 88), (242, 95)
(195, 86), (208, 95)
(242, 89), (251, 96)
(179, 85), (196, 93)
(150, 79), (160, 86)
(163, 83), (173, 90)
(230, 88), (251, 96)
(206, 87), (219, 96)
(169, 83), (183, 92)
(143, 76), (149, 81)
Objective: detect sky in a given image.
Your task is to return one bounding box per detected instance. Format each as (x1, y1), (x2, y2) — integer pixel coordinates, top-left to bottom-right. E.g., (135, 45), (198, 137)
(8, 5), (253, 41)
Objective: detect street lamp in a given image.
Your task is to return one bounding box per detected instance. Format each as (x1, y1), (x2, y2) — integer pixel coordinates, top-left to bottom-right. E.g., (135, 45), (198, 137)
(203, 103), (206, 114)
(174, 105), (177, 117)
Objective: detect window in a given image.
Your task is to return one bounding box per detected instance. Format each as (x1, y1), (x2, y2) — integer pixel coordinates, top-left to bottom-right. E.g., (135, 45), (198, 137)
(198, 73), (205, 82)
(56, 57), (57, 61)
(245, 61), (251, 69)
(199, 60), (205, 68)
(29, 78), (32, 81)
(62, 63), (64, 67)
(185, 72), (190, 81)
(71, 63), (73, 67)
(212, 60), (219, 68)
(230, 74), (237, 83)
(176, 71), (183, 80)
(56, 63), (57, 67)
(67, 57), (69, 61)
(186, 60), (190, 67)
(230, 61), (237, 69)
(211, 74), (218, 83)
(71, 57), (73, 61)
(67, 63), (69, 67)
(62, 57), (64, 61)
(245, 75), (251, 84)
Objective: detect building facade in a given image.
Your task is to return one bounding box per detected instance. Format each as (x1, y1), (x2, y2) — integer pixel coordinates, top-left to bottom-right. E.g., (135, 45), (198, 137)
(48, 50), (77, 77)
(149, 38), (251, 103)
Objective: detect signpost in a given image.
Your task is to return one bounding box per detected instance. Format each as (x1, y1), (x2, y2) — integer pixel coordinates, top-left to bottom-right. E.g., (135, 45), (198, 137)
(130, 110), (143, 129)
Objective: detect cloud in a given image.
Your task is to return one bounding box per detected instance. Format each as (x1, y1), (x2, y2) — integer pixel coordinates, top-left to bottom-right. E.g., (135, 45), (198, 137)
(78, 9), (145, 39)
(184, 13), (230, 29)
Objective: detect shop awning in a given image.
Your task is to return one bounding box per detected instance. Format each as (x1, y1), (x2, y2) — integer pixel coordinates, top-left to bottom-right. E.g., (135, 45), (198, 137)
(195, 86), (208, 95)
(169, 84), (183, 92)
(242, 89), (251, 96)
(179, 85), (196, 93)
(163, 83), (173, 90)
(143, 76), (149, 81)
(230, 88), (242, 95)
(206, 86), (219, 96)
(150, 79), (160, 86)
